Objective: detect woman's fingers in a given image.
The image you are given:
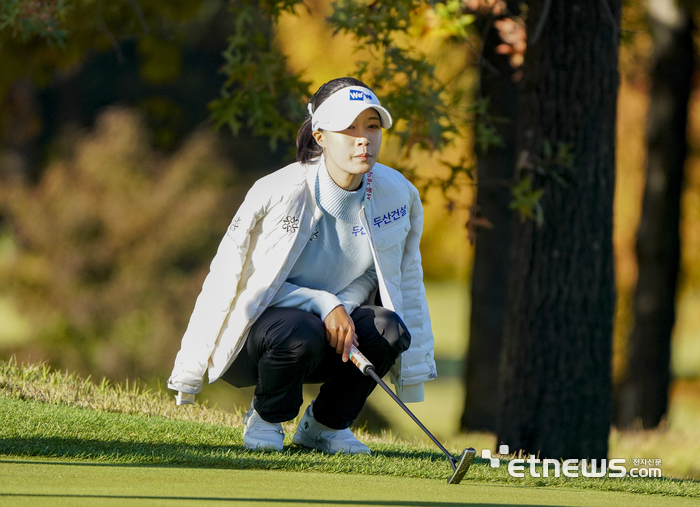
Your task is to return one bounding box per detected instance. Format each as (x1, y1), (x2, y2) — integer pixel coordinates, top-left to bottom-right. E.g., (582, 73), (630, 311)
(329, 326), (356, 362)
(323, 306), (356, 361)
(330, 323), (351, 354)
(341, 330), (356, 363)
(336, 326), (347, 354)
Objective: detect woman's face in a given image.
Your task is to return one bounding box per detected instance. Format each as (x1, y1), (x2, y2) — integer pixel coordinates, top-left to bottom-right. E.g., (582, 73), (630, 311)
(313, 108), (383, 190)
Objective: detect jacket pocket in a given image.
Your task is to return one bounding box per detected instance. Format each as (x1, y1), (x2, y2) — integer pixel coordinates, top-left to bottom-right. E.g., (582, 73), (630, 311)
(373, 220), (409, 250)
(372, 221), (409, 279)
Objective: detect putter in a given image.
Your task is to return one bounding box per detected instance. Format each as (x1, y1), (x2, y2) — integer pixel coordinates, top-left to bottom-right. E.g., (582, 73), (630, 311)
(349, 345), (476, 484)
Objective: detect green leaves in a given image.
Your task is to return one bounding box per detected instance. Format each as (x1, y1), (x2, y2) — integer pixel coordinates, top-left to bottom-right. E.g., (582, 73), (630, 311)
(509, 176), (544, 226)
(209, 0), (311, 151)
(510, 140), (576, 226)
(433, 0), (476, 40)
(475, 121), (504, 153)
(329, 0), (416, 45)
(0, 0), (69, 46)
(210, 0), (481, 158)
(328, 0), (474, 158)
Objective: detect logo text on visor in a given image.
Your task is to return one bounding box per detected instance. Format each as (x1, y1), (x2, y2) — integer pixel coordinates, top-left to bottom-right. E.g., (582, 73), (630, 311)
(349, 90), (373, 101)
(310, 85), (392, 132)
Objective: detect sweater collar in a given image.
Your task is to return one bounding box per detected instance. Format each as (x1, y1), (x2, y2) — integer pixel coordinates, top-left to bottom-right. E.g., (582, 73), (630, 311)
(315, 157), (365, 222)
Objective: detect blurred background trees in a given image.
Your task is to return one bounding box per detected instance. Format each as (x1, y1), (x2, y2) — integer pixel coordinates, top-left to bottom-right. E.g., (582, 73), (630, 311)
(461, 0), (520, 434)
(1, 0), (700, 462)
(1, 107), (243, 379)
(613, 0), (696, 430)
(0, 0), (290, 382)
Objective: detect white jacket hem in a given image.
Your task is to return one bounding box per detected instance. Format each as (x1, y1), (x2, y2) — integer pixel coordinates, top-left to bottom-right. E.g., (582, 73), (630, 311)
(395, 382), (424, 403)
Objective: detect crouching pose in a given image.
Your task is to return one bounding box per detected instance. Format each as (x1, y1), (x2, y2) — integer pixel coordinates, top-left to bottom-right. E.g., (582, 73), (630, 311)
(168, 77), (436, 454)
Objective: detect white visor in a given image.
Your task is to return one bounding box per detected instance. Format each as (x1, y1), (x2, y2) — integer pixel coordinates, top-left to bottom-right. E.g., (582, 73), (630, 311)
(310, 86), (393, 132)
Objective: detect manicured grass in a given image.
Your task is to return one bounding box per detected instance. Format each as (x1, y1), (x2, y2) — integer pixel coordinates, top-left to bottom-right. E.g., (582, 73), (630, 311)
(2, 457), (699, 507)
(366, 375), (700, 483)
(0, 396), (457, 479)
(2, 358), (699, 502)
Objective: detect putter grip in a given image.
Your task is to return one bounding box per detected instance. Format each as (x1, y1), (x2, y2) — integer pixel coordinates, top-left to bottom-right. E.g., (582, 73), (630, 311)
(349, 344), (374, 375)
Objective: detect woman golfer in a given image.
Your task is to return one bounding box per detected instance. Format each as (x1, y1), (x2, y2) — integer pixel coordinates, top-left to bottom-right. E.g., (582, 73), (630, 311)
(168, 77), (436, 454)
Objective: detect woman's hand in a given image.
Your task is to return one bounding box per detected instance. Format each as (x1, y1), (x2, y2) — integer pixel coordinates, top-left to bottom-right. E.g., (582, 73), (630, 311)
(323, 306), (358, 362)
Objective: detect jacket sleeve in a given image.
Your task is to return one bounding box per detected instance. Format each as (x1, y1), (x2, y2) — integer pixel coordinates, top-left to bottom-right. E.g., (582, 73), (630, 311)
(167, 182), (268, 394)
(391, 182), (436, 402)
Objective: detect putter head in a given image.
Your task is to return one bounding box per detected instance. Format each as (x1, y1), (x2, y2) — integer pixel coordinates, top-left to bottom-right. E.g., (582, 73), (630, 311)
(447, 448), (476, 484)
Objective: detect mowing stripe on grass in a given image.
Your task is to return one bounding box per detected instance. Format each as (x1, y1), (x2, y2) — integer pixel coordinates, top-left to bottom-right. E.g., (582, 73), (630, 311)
(2, 457), (700, 507)
(2, 389), (699, 498)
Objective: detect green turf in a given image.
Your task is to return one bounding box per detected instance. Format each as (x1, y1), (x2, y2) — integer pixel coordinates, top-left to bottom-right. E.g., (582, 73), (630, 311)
(2, 396), (699, 499)
(2, 457), (699, 507)
(2, 358), (700, 504)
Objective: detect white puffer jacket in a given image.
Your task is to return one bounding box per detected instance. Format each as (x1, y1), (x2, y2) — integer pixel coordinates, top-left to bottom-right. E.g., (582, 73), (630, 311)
(168, 158), (436, 402)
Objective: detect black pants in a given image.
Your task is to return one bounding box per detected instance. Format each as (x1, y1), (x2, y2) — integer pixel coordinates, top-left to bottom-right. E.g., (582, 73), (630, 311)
(220, 305), (410, 429)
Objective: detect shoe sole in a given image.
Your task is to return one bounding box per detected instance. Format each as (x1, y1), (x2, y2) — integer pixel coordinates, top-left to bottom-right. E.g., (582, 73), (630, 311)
(244, 441), (284, 451)
(292, 431), (370, 455)
(244, 430), (284, 451)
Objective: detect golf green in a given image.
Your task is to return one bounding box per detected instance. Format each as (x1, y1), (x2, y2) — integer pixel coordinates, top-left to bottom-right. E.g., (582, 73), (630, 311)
(0, 457), (693, 507)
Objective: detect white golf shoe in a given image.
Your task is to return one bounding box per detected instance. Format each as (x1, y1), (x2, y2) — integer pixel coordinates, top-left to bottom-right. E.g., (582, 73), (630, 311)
(292, 403), (370, 455)
(243, 402), (284, 451)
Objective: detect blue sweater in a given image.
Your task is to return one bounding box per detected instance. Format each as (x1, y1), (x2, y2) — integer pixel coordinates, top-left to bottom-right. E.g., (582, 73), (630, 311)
(269, 161), (377, 319)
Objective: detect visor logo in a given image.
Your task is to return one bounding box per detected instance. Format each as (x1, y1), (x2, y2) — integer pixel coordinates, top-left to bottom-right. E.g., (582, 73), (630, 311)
(349, 90), (372, 101)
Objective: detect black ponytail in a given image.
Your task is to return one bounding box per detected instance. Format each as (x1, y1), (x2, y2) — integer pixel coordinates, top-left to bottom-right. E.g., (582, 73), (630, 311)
(296, 117), (322, 164)
(296, 77), (374, 164)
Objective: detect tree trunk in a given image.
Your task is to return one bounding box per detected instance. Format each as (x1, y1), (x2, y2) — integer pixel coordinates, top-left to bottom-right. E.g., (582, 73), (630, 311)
(497, 0), (620, 459)
(462, 8), (519, 433)
(613, 0), (694, 429)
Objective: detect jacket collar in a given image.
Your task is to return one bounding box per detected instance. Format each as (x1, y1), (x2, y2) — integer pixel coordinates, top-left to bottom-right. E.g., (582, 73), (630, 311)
(304, 158), (324, 222)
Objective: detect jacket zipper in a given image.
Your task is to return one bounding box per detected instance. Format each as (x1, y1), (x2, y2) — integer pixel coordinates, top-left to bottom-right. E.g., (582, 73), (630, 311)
(359, 205), (394, 312)
(360, 205), (403, 389)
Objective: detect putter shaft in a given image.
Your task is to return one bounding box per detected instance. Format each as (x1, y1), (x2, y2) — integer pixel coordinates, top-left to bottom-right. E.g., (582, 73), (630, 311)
(349, 344), (476, 483)
(364, 367), (457, 469)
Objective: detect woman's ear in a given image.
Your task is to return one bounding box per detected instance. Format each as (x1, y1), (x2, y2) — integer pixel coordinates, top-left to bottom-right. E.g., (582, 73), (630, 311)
(312, 130), (324, 147)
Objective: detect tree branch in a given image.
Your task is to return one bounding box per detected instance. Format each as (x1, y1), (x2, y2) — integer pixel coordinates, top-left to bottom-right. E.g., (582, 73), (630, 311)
(98, 0), (123, 63)
(599, 0), (620, 39)
(529, 0), (552, 45)
(127, 0), (150, 33)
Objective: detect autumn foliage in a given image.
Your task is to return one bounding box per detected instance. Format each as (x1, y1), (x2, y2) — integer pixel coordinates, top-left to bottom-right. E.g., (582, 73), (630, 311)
(0, 108), (244, 380)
